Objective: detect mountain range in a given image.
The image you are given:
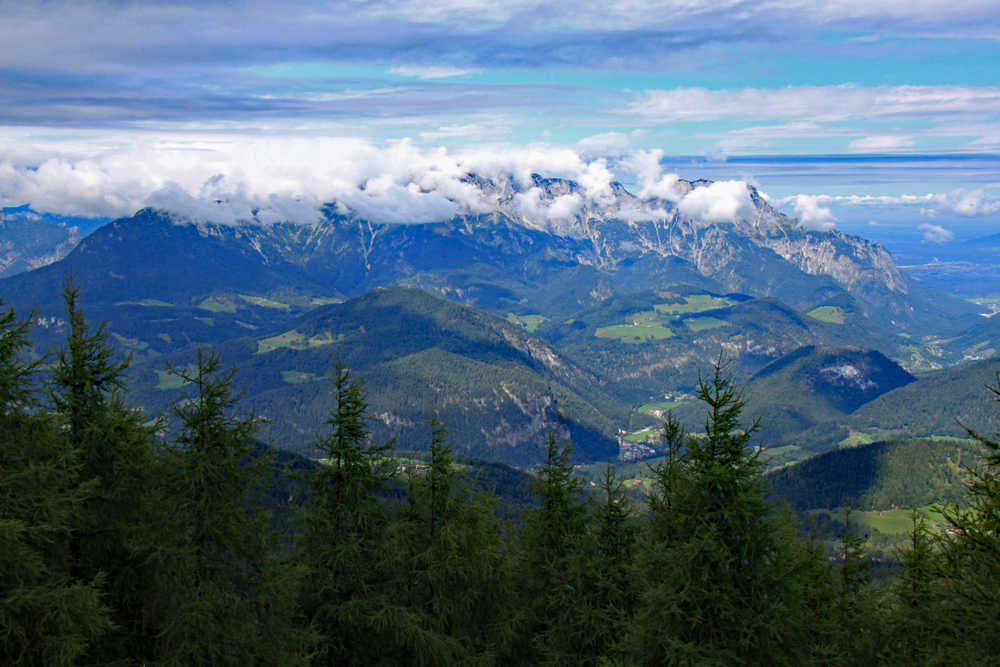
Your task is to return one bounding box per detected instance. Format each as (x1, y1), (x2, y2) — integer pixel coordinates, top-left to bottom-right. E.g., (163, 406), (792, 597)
(1, 173), (996, 465)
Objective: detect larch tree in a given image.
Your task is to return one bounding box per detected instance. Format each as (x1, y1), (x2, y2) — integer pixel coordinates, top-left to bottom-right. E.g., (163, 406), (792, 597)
(0, 301), (111, 666)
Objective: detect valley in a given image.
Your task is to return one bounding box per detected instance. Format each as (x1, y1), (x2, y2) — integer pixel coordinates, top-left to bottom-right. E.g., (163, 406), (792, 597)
(0, 174), (996, 472)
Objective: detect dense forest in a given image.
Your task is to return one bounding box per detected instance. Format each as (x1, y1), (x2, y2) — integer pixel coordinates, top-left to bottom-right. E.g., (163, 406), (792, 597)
(3, 282), (1000, 666)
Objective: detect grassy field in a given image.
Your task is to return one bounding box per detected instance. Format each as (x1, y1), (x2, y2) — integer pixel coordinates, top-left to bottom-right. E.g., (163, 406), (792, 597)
(507, 313), (547, 333)
(684, 316), (728, 332)
(198, 297), (237, 313)
(311, 297), (342, 306)
(637, 400), (693, 415)
(656, 294), (736, 314)
(112, 333), (149, 351)
(240, 294), (290, 310)
(115, 298), (174, 307)
(596, 310), (674, 343)
(807, 306), (846, 324)
(258, 329), (337, 354)
(281, 370), (324, 384)
(195, 317), (214, 326)
(810, 506), (950, 535)
(155, 370), (187, 390)
(839, 431), (874, 447)
(622, 426), (659, 442)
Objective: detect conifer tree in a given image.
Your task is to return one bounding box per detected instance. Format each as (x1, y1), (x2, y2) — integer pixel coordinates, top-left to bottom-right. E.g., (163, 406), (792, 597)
(381, 413), (520, 665)
(0, 301), (111, 665)
(881, 509), (940, 666)
(521, 431), (593, 664)
(623, 361), (813, 666)
(927, 373), (1000, 664)
(50, 276), (165, 664)
(296, 360), (396, 666)
(144, 347), (305, 666)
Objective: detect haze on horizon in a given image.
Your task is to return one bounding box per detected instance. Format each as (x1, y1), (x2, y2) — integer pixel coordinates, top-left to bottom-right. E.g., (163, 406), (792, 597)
(1, 0), (998, 245)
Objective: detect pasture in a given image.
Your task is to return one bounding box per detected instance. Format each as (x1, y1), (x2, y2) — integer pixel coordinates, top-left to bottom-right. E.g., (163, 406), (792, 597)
(257, 329), (337, 354)
(655, 294), (735, 314)
(199, 297), (237, 313)
(684, 316), (728, 332)
(240, 294), (291, 310)
(595, 310), (674, 343)
(155, 369), (187, 390)
(807, 306), (846, 324)
(507, 313), (547, 333)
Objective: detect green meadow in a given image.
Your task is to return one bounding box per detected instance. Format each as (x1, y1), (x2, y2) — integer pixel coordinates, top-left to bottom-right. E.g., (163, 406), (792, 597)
(240, 294), (291, 310)
(506, 313), (547, 332)
(807, 305), (846, 324)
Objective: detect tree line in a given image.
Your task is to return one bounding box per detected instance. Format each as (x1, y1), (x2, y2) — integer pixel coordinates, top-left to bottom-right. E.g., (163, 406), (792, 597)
(2, 280), (999, 666)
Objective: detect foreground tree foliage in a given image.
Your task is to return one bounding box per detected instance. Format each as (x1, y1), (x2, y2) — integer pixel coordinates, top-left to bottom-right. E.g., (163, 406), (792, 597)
(5, 288), (1000, 665)
(0, 302), (111, 666)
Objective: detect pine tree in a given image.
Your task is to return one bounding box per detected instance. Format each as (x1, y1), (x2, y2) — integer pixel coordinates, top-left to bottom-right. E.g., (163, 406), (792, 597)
(0, 301), (112, 665)
(143, 347), (305, 666)
(296, 360), (396, 666)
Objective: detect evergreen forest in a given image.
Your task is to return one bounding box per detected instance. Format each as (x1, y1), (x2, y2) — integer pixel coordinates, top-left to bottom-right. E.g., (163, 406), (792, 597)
(3, 282), (1000, 667)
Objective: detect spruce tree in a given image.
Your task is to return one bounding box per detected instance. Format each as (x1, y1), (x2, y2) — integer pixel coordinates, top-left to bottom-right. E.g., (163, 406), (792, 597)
(296, 360), (396, 665)
(928, 373), (1000, 664)
(380, 413), (520, 665)
(0, 301), (111, 665)
(143, 347), (305, 666)
(50, 276), (165, 665)
(521, 431), (593, 665)
(623, 362), (813, 666)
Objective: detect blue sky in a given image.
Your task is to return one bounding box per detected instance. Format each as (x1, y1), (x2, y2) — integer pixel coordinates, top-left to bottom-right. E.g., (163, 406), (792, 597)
(1, 0), (999, 241)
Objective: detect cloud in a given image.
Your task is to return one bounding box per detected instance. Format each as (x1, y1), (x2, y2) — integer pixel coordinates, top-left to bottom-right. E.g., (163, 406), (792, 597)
(919, 223), (954, 243)
(941, 188), (1000, 217)
(771, 187), (1000, 218)
(628, 86), (1000, 123)
(0, 134), (630, 224)
(616, 149), (684, 202)
(790, 195), (836, 232)
(389, 66), (481, 79)
(846, 135), (916, 152)
(512, 188), (584, 220)
(677, 180), (755, 224)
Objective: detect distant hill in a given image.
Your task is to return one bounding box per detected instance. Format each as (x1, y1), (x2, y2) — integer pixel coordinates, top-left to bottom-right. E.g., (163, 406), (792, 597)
(765, 438), (986, 512)
(850, 356), (1000, 441)
(658, 345), (915, 452)
(0, 213), (82, 278)
(126, 286), (627, 467)
(942, 314), (1000, 361)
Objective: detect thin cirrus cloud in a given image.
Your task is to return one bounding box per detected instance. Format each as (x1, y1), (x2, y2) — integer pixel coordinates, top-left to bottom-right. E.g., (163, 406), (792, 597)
(627, 86), (1000, 123)
(771, 189), (1000, 218)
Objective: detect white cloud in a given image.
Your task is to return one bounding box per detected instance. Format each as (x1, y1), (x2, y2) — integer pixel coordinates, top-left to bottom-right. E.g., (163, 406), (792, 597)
(512, 188), (584, 220)
(771, 187), (1000, 218)
(791, 195), (837, 232)
(919, 223), (954, 243)
(677, 180), (755, 224)
(628, 85), (1000, 123)
(388, 66), (481, 79)
(846, 135), (916, 152)
(942, 188), (1000, 216)
(616, 149), (685, 202)
(0, 134), (634, 225)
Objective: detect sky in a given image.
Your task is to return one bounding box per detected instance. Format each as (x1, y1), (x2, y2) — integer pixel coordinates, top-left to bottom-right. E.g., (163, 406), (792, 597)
(1, 0), (999, 244)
